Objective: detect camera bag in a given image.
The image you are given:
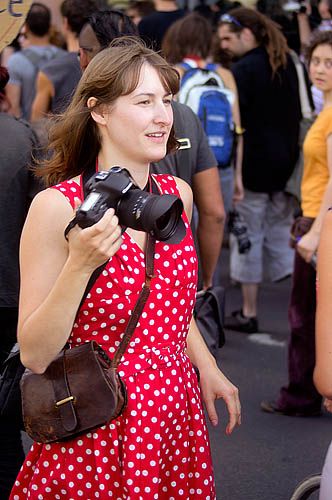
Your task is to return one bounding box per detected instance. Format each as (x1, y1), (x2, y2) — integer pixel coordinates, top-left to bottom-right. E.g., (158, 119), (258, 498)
(194, 286), (226, 354)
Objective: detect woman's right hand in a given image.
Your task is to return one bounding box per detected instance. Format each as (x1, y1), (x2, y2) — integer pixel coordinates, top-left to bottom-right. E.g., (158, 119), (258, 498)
(67, 208), (123, 273)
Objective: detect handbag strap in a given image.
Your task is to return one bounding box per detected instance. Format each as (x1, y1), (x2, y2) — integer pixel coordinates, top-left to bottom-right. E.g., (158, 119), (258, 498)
(111, 234), (156, 368)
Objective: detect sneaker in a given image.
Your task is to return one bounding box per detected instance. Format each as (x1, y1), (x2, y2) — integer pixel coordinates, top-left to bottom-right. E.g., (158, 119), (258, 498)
(224, 309), (258, 333)
(261, 400), (322, 417)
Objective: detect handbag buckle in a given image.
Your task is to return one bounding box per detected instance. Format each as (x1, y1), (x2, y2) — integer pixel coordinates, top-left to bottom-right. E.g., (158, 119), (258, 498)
(55, 395), (75, 407)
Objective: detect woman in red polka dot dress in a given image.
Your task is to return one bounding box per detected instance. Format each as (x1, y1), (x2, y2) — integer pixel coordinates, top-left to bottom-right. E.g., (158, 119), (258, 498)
(11, 39), (241, 500)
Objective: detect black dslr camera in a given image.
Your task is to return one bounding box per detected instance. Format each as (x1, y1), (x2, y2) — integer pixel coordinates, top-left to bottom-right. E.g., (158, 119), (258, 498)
(228, 209), (251, 254)
(75, 167), (186, 244)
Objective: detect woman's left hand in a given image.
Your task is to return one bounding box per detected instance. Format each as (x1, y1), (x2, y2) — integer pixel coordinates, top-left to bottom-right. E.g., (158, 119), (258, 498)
(324, 398), (332, 414)
(296, 229), (319, 263)
(199, 364), (241, 435)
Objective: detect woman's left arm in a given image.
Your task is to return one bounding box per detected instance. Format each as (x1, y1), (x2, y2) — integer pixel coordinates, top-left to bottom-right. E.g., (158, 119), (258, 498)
(174, 178), (241, 433)
(186, 317), (241, 434)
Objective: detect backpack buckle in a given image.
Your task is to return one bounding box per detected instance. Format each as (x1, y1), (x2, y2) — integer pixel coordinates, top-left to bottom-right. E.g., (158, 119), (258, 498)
(177, 138), (191, 150)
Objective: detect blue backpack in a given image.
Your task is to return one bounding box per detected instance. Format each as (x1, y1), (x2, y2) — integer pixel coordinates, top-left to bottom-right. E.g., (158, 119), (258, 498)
(178, 60), (234, 167)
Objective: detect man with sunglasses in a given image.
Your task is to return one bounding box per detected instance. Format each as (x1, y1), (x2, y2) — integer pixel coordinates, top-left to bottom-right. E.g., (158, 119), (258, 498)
(218, 8), (301, 334)
(31, 0), (99, 120)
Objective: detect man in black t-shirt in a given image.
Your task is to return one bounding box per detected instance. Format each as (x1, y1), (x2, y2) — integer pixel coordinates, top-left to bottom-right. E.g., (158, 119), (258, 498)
(218, 8), (301, 333)
(138, 0), (187, 52)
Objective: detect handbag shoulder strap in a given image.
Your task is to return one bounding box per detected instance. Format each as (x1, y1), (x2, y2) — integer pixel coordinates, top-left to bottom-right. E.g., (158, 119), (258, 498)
(111, 234), (156, 368)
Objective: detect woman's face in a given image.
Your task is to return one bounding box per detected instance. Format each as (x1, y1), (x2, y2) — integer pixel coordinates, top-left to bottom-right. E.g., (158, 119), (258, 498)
(309, 43), (332, 92)
(319, 0), (332, 19)
(103, 62), (173, 167)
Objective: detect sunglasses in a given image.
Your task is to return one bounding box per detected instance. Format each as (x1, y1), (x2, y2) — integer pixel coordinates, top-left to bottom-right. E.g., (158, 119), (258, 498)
(220, 13), (243, 29)
(77, 46), (94, 60)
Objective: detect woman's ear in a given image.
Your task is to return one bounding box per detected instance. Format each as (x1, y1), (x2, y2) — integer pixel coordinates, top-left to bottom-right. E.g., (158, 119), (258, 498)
(88, 97), (108, 125)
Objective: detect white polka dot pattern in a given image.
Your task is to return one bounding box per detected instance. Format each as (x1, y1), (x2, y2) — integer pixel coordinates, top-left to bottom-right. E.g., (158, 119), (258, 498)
(10, 175), (216, 500)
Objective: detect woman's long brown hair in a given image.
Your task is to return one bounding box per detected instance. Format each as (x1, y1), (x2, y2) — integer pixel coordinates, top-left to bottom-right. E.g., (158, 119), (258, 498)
(36, 37), (180, 187)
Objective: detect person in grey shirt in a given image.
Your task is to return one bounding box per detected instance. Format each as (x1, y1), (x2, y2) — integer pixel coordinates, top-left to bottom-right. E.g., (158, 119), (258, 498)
(6, 3), (65, 120)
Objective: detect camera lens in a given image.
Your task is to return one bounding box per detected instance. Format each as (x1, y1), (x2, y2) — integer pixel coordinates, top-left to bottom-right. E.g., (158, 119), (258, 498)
(117, 191), (186, 243)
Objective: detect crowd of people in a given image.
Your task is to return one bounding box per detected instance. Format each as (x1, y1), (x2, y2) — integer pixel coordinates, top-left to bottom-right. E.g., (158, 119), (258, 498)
(1, 0), (332, 498)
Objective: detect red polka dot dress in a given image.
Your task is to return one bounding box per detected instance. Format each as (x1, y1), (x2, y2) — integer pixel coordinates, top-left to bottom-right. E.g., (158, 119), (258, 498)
(10, 174), (216, 500)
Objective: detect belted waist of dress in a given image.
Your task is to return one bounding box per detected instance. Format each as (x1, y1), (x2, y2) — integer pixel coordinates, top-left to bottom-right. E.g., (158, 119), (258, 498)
(117, 341), (188, 378)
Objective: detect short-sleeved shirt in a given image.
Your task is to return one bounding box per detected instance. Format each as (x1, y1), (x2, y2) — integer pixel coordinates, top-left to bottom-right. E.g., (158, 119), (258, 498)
(41, 51), (82, 114)
(6, 45), (65, 120)
(301, 106), (332, 217)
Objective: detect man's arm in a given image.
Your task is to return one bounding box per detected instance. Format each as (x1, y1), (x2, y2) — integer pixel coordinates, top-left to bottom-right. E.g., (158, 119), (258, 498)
(6, 83), (21, 117)
(31, 71), (54, 120)
(192, 166), (225, 290)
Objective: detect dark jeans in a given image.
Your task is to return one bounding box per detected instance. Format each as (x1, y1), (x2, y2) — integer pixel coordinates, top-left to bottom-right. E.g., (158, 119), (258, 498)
(0, 307), (25, 499)
(277, 218), (322, 412)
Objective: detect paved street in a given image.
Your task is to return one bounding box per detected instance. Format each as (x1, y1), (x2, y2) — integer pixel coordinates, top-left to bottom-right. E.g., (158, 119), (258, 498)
(210, 250), (331, 500)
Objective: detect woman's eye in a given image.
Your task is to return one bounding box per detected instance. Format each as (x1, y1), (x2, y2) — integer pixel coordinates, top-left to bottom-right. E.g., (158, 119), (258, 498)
(163, 97), (173, 105)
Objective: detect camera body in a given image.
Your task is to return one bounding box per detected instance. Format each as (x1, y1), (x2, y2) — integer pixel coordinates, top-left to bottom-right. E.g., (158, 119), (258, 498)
(228, 209), (251, 254)
(75, 167), (186, 244)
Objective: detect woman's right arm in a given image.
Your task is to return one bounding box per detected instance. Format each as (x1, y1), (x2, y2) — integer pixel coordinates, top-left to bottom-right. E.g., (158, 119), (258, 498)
(18, 188), (123, 374)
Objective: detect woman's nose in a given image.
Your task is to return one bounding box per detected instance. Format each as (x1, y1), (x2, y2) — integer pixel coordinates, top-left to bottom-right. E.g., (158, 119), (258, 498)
(154, 102), (172, 125)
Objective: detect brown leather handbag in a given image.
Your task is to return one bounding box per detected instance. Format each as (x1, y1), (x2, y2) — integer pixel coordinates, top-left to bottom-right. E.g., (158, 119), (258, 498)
(20, 235), (156, 444)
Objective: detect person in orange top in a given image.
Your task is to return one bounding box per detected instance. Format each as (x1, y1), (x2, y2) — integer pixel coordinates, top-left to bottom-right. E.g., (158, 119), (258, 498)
(262, 30), (332, 417)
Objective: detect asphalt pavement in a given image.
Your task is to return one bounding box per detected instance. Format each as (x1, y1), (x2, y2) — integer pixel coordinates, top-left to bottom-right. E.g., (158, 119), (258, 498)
(209, 249), (331, 500)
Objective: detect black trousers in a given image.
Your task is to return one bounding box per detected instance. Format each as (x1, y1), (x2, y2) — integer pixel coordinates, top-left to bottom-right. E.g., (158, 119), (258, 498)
(0, 308), (25, 499)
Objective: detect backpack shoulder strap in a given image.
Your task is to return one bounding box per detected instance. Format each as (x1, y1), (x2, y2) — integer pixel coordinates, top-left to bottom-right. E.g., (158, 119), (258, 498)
(182, 58), (198, 69)
(171, 102), (191, 183)
(23, 47), (61, 70)
(205, 62), (216, 71)
(23, 48), (42, 69)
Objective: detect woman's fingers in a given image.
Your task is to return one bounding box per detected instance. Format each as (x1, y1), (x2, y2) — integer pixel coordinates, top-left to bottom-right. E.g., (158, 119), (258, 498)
(67, 208), (123, 268)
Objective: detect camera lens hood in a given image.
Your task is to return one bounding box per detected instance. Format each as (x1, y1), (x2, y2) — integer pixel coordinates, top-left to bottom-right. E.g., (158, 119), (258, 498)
(154, 195), (186, 244)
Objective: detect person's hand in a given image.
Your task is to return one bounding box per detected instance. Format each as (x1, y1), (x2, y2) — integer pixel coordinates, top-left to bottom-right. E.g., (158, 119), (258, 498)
(67, 208), (123, 273)
(296, 229), (319, 263)
(233, 172), (244, 205)
(297, 1), (311, 16)
(324, 398), (332, 414)
(199, 364), (241, 435)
